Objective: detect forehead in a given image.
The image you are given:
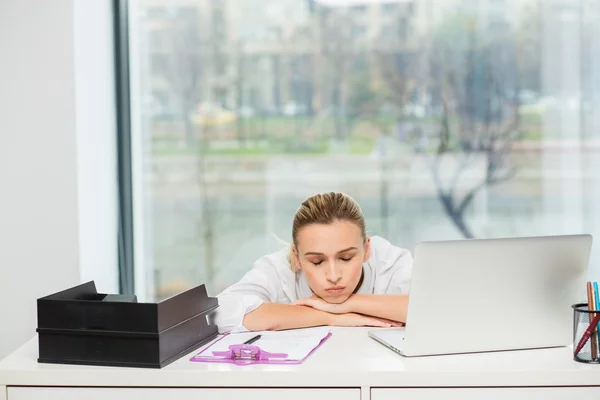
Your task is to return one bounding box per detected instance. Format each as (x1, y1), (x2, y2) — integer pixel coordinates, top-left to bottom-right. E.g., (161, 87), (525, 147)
(296, 221), (363, 253)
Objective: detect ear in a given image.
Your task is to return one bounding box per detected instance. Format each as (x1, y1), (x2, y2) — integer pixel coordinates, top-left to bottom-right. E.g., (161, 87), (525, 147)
(292, 244), (303, 270)
(363, 236), (371, 262)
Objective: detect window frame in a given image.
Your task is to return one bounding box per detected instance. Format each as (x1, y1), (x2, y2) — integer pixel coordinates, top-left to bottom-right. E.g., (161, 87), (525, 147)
(114, 0), (135, 295)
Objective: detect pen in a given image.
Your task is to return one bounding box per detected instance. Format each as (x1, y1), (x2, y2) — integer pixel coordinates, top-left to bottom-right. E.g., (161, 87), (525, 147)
(575, 313), (600, 355)
(586, 282), (597, 359)
(243, 334), (261, 345)
(593, 282), (600, 311)
(593, 282), (600, 354)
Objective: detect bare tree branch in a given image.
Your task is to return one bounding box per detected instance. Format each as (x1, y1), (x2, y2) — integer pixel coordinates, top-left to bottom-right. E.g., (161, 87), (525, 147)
(422, 16), (521, 238)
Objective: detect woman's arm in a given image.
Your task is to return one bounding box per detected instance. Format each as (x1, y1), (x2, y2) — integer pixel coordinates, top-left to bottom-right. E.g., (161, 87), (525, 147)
(242, 303), (331, 331)
(243, 302), (402, 331)
(345, 294), (408, 323)
(293, 294), (409, 323)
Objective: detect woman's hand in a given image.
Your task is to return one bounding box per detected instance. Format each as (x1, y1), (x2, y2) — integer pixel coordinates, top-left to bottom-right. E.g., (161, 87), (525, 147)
(293, 294), (405, 328)
(300, 293), (410, 325)
(292, 295), (349, 314)
(328, 312), (404, 328)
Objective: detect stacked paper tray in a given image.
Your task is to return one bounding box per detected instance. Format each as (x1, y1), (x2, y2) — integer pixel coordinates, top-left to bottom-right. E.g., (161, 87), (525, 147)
(36, 281), (219, 368)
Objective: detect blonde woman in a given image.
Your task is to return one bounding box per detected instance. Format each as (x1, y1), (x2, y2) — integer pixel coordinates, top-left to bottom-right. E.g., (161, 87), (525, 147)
(213, 192), (412, 333)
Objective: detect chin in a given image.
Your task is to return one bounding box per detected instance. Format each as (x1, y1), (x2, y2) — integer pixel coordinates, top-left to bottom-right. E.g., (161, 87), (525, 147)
(322, 293), (351, 304)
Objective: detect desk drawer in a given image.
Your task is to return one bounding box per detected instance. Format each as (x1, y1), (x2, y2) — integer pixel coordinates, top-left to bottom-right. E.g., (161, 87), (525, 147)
(372, 388), (600, 400)
(8, 387), (359, 400)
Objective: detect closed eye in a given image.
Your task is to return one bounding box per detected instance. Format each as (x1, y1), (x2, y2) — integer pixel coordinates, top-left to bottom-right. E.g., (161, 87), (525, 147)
(310, 257), (353, 265)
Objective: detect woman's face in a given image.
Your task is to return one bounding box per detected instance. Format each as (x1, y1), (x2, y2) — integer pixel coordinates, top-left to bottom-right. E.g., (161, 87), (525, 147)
(293, 220), (370, 304)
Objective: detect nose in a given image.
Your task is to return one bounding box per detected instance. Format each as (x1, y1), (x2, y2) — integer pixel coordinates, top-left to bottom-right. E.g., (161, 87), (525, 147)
(325, 260), (342, 284)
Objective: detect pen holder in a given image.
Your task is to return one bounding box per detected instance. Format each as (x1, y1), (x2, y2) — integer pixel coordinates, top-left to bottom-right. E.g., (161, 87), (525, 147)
(572, 303), (600, 363)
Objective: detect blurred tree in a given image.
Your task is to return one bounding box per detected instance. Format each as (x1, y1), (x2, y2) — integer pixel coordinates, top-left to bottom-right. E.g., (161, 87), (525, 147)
(374, 51), (419, 126)
(234, 40), (246, 146)
(160, 11), (204, 147)
(515, 1), (541, 95)
(345, 15), (421, 238)
(157, 7), (219, 287)
(346, 69), (381, 125)
(424, 14), (522, 238)
(316, 6), (355, 141)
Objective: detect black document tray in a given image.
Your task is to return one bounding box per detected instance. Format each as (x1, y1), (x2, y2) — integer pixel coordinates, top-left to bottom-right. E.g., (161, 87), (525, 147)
(36, 281), (219, 368)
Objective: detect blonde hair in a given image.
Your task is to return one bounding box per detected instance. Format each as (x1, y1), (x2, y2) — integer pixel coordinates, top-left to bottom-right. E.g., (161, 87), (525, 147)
(288, 192), (366, 272)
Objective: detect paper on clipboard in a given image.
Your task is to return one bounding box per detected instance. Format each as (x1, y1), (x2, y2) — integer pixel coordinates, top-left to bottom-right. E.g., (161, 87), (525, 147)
(191, 326), (331, 363)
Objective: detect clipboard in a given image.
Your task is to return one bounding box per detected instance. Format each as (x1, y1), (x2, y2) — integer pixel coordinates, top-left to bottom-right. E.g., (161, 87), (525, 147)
(189, 330), (332, 366)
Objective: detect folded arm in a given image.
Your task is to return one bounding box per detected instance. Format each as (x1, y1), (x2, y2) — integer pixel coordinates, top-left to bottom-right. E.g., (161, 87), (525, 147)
(212, 250), (408, 333)
(214, 281), (403, 332)
(294, 294), (409, 323)
(243, 301), (402, 331)
(345, 294), (408, 323)
(242, 302), (331, 331)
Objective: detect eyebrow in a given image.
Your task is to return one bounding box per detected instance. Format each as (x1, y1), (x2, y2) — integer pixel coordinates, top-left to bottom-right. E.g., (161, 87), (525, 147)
(304, 247), (358, 256)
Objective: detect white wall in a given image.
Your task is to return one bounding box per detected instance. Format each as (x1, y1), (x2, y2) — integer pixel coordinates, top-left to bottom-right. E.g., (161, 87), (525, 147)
(74, 0), (119, 293)
(0, 0), (118, 360)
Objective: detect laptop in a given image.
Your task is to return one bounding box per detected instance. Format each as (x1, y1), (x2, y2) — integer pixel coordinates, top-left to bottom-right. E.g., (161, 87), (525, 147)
(369, 234), (593, 357)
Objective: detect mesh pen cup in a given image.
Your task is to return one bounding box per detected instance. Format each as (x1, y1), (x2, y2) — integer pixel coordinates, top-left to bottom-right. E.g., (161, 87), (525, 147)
(572, 303), (600, 363)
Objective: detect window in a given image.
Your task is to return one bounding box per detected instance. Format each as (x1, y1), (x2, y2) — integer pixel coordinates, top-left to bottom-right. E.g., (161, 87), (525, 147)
(397, 17), (410, 42)
(352, 5), (367, 14)
(146, 6), (167, 19)
(380, 25), (396, 41)
(123, 0), (600, 301)
(150, 54), (168, 75)
(353, 24), (367, 39)
(382, 4), (398, 14)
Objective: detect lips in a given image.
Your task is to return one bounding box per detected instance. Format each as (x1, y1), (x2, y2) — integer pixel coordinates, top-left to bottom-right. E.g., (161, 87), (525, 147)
(325, 286), (346, 293)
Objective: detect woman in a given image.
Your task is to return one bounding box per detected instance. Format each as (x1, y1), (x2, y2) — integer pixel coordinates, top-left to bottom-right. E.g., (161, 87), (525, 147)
(213, 192), (413, 333)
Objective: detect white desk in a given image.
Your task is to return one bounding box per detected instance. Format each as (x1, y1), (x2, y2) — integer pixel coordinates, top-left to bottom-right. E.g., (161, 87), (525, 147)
(1, 327), (599, 400)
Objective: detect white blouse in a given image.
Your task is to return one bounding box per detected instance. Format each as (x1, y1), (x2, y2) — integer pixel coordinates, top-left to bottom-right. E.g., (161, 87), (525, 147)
(211, 236), (413, 333)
